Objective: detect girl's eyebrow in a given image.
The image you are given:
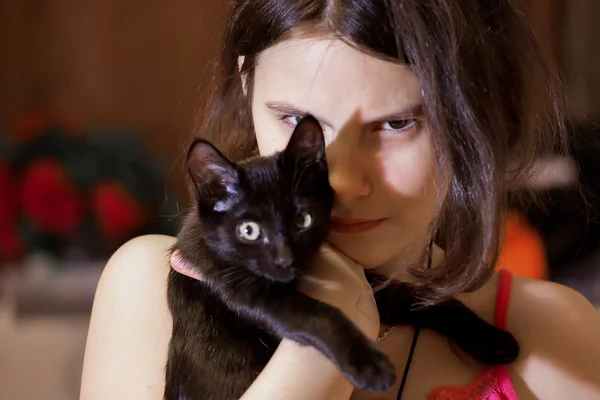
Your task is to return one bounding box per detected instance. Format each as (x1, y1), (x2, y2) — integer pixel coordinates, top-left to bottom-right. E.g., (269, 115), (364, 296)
(265, 101), (334, 128)
(265, 101), (424, 127)
(365, 103), (424, 124)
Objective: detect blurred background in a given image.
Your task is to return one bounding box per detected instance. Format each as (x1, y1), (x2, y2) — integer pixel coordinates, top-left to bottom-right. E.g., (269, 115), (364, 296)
(0, 0), (598, 399)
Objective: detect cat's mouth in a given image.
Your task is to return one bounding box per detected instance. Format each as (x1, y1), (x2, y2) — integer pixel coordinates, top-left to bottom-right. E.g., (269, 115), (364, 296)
(254, 260), (298, 283)
(260, 267), (298, 283)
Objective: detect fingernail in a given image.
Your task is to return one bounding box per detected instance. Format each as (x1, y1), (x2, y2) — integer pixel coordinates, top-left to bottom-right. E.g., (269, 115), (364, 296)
(170, 250), (187, 270)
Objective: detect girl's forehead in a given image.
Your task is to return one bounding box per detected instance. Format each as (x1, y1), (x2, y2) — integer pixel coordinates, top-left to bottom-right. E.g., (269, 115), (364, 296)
(253, 37), (423, 126)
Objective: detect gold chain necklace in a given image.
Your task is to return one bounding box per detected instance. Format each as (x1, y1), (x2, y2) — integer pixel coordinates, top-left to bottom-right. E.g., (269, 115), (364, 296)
(375, 240), (433, 345)
(376, 325), (395, 343)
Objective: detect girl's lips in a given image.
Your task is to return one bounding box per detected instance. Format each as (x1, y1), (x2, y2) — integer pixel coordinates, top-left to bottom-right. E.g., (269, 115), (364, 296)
(329, 217), (385, 234)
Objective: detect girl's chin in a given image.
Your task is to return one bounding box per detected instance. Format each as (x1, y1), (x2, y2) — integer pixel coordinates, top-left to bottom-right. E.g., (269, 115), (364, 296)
(325, 240), (382, 267)
(324, 237), (422, 274)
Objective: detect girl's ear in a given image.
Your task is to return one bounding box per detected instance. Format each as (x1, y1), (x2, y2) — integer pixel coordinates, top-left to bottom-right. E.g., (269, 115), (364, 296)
(238, 56), (248, 96)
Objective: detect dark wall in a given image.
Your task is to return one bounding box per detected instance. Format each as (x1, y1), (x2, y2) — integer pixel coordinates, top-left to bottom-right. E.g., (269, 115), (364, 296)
(0, 0), (229, 194)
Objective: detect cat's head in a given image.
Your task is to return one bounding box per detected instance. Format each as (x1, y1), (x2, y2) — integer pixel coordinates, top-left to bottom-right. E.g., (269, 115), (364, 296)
(187, 116), (333, 283)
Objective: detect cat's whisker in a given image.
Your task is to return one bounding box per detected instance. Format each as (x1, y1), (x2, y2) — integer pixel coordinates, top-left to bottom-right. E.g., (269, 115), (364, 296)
(292, 162), (311, 199)
(211, 267), (250, 287)
(214, 268), (246, 286)
(291, 152), (301, 197)
(231, 278), (250, 294)
(215, 268), (254, 292)
(213, 267), (240, 279)
(229, 275), (253, 295)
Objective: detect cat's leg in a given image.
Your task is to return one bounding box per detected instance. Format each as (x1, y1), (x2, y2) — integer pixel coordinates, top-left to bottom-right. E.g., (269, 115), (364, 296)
(373, 283), (519, 365)
(230, 287), (397, 393)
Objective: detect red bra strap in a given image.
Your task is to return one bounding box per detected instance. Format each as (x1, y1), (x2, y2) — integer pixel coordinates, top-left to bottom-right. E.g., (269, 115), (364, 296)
(494, 269), (513, 329)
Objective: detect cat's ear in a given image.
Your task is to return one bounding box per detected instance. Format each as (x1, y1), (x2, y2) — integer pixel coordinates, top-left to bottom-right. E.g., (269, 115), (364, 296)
(282, 115), (326, 165)
(187, 139), (240, 212)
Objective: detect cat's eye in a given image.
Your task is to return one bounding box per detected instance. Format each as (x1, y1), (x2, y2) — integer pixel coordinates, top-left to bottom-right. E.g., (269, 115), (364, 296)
(296, 211), (313, 230)
(237, 221), (262, 241)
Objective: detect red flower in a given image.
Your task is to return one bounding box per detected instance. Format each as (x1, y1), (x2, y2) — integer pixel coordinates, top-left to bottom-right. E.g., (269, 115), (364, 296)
(19, 159), (83, 235)
(0, 161), (16, 230)
(0, 162), (22, 262)
(91, 182), (145, 241)
(0, 225), (24, 262)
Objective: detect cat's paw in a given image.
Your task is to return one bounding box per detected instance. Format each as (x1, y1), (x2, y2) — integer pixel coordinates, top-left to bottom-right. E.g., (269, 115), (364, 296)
(341, 343), (397, 393)
(463, 327), (520, 365)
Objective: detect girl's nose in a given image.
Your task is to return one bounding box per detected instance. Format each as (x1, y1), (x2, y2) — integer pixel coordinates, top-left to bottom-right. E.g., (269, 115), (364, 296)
(326, 141), (372, 205)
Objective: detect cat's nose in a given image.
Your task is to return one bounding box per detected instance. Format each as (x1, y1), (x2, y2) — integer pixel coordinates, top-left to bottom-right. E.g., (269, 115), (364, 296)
(275, 256), (293, 269)
(274, 246), (293, 269)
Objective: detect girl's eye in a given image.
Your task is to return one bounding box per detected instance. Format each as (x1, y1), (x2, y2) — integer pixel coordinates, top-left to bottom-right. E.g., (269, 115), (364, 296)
(280, 115), (303, 129)
(381, 119), (418, 132)
(279, 114), (326, 134)
(237, 221), (262, 242)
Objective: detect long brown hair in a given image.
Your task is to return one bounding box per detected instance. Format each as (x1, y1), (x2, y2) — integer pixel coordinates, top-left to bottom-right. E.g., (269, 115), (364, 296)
(195, 0), (567, 303)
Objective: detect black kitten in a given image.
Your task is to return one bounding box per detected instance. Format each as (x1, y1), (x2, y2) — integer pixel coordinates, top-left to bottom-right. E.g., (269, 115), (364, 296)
(164, 117), (519, 400)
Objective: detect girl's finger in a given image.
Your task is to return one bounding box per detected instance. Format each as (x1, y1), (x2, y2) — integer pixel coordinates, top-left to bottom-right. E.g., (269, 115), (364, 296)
(170, 250), (204, 281)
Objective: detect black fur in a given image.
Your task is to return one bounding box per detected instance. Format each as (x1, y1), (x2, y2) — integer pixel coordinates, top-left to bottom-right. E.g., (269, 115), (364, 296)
(164, 116), (519, 400)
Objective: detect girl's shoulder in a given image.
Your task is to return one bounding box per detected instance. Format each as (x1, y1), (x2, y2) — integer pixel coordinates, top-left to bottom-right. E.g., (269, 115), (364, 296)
(506, 275), (600, 398)
(80, 234), (176, 399)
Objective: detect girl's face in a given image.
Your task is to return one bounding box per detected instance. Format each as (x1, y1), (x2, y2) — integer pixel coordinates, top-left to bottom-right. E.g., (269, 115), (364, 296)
(250, 37), (441, 271)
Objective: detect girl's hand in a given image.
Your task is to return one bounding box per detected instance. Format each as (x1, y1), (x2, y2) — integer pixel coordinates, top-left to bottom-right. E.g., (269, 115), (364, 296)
(170, 243), (380, 340)
(295, 243), (381, 340)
